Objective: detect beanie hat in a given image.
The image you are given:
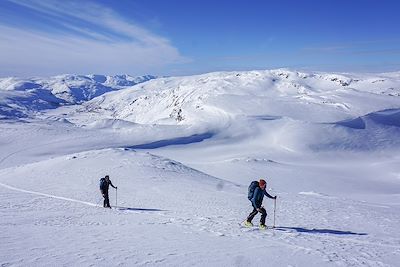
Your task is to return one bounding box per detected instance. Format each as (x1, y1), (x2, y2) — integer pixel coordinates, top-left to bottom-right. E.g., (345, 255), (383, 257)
(259, 179), (266, 187)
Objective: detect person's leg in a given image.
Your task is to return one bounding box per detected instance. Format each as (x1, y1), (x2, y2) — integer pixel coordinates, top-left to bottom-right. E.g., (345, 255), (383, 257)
(260, 207), (267, 225)
(105, 193), (111, 208)
(247, 207), (258, 222)
(102, 194), (106, 207)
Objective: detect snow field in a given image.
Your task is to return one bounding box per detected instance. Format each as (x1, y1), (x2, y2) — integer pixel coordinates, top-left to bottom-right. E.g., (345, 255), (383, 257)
(1, 147), (399, 266)
(1, 69), (400, 266)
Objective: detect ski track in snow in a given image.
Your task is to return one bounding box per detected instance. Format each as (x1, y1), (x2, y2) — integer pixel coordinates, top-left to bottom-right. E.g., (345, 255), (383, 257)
(0, 182), (100, 207)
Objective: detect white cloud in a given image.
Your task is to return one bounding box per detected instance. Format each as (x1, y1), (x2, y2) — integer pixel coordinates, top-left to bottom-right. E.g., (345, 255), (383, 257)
(0, 0), (188, 76)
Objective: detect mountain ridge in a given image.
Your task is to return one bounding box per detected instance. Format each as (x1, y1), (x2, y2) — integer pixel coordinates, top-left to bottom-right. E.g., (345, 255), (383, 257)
(0, 74), (156, 119)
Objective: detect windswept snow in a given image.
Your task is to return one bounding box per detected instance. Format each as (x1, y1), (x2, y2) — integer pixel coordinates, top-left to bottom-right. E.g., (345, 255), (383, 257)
(1, 69), (400, 266)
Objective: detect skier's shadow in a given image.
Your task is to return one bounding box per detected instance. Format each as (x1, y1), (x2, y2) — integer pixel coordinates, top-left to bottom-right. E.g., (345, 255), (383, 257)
(274, 226), (367, 236)
(115, 206), (165, 212)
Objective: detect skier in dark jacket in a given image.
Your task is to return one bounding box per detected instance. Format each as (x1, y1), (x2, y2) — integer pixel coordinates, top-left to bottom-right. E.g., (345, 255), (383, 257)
(100, 175), (117, 208)
(245, 179), (276, 229)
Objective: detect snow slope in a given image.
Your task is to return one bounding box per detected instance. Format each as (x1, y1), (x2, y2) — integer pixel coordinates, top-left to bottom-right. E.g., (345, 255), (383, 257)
(0, 69), (400, 266)
(59, 69), (400, 153)
(76, 69), (400, 124)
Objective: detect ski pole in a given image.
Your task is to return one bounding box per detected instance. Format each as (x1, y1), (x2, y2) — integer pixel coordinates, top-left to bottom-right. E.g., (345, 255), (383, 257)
(273, 197), (277, 229)
(115, 187), (118, 207)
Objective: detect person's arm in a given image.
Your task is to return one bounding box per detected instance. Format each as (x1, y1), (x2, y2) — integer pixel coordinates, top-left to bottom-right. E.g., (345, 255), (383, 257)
(109, 181), (117, 189)
(251, 188), (261, 209)
(264, 190), (276, 199)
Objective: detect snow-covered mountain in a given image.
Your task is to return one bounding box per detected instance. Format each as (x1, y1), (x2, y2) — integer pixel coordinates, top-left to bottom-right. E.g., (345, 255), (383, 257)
(80, 69), (400, 125)
(1, 69), (400, 266)
(54, 69), (398, 152)
(0, 74), (156, 119)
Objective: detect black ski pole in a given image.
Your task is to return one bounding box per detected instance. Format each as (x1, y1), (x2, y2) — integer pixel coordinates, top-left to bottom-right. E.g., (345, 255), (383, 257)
(273, 197), (276, 229)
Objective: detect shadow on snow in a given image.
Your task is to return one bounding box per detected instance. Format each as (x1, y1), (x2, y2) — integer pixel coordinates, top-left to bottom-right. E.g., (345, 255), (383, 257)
(115, 206), (165, 212)
(127, 132), (214, 149)
(331, 108), (400, 130)
(274, 226), (367, 236)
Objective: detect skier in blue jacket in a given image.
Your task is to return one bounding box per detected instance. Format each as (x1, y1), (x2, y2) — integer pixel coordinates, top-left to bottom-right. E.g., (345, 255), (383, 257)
(245, 179), (276, 229)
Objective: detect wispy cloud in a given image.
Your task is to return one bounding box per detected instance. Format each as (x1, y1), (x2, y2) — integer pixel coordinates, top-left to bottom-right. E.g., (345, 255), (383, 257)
(0, 0), (188, 77)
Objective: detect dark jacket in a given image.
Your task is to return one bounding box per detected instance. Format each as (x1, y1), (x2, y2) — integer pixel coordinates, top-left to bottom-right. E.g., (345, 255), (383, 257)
(251, 187), (275, 208)
(102, 179), (116, 193)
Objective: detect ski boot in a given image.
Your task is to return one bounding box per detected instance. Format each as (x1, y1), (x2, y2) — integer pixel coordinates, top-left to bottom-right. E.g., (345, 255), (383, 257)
(244, 221), (253, 227)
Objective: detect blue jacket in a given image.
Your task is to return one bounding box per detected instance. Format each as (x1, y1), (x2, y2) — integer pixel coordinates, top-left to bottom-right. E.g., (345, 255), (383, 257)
(251, 187), (275, 208)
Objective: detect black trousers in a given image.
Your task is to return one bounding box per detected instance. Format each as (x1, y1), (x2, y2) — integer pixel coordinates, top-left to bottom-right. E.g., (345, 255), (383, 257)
(103, 191), (111, 208)
(247, 206), (267, 225)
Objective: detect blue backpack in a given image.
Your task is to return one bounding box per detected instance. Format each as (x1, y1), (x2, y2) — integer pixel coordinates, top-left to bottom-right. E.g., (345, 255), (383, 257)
(248, 181), (259, 200)
(99, 178), (107, 191)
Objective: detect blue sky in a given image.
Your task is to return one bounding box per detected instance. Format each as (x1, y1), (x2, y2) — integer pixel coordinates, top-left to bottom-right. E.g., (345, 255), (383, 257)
(0, 0), (399, 77)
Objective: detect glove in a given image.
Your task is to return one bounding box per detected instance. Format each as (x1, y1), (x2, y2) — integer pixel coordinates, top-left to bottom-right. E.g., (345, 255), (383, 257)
(274, 196), (277, 199)
(116, 187), (118, 189)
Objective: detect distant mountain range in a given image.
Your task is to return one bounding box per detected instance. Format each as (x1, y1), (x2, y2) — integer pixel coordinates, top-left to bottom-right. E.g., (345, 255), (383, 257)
(76, 69), (400, 126)
(1, 69), (399, 124)
(0, 74), (156, 119)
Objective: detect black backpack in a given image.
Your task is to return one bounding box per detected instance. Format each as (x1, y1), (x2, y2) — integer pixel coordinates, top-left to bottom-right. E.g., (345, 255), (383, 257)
(99, 178), (107, 191)
(248, 181), (259, 200)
